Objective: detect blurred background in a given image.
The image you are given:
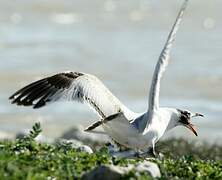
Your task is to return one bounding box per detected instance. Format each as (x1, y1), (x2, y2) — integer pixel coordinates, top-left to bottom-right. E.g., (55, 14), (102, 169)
(0, 0), (221, 144)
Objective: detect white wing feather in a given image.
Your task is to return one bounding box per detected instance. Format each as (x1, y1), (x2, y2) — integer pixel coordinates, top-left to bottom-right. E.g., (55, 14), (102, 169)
(148, 0), (189, 116)
(9, 72), (134, 120)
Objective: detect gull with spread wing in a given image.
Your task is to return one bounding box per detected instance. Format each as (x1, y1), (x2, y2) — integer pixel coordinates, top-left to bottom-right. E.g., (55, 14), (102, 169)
(9, 0), (203, 157)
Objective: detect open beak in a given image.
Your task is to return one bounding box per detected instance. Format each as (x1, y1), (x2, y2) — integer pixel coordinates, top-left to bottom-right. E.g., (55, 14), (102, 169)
(180, 111), (204, 136)
(184, 123), (198, 136)
(184, 113), (203, 136)
(191, 112), (204, 118)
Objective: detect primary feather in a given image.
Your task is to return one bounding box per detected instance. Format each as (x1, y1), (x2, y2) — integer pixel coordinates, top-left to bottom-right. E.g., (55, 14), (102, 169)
(9, 72), (134, 120)
(147, 0), (188, 121)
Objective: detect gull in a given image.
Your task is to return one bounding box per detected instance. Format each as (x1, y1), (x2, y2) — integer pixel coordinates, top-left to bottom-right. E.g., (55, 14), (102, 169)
(9, 0), (203, 157)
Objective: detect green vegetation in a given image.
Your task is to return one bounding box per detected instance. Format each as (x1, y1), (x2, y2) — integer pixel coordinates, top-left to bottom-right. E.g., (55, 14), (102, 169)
(0, 123), (221, 179)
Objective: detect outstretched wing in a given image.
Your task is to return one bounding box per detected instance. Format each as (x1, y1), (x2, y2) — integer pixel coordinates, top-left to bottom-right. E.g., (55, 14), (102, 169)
(9, 71), (133, 120)
(148, 0), (189, 115)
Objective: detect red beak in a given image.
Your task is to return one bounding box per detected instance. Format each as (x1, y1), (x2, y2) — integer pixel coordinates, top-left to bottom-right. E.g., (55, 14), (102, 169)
(185, 123), (198, 136)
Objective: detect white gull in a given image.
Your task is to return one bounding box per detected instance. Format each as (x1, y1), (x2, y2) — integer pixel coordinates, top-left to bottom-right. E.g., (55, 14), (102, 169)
(9, 0), (203, 157)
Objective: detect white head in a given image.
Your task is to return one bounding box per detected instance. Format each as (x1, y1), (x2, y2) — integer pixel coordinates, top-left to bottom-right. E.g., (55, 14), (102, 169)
(168, 109), (204, 136)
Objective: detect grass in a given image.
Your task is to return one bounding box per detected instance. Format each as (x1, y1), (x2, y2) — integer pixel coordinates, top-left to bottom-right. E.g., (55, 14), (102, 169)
(0, 123), (221, 179)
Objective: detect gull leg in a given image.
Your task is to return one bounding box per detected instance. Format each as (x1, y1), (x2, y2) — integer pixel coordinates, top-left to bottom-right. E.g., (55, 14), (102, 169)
(141, 141), (157, 158)
(144, 142), (164, 160)
(152, 141), (157, 157)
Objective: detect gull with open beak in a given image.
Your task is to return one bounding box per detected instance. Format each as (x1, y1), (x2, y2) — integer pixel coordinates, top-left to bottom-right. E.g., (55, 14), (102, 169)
(9, 0), (204, 157)
(177, 110), (204, 137)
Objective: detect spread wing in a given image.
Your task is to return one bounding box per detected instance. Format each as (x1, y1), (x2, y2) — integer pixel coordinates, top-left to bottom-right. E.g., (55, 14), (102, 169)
(9, 71), (133, 120)
(148, 0), (189, 116)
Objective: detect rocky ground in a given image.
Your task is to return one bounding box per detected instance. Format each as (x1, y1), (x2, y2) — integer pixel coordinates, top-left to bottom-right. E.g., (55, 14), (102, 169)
(0, 123), (222, 179)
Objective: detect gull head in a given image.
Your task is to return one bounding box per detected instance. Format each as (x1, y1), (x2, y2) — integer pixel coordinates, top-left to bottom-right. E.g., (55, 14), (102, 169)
(176, 109), (204, 136)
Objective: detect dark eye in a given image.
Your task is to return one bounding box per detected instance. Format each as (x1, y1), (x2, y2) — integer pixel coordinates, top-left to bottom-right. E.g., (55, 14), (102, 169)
(177, 109), (191, 118)
(185, 111), (191, 117)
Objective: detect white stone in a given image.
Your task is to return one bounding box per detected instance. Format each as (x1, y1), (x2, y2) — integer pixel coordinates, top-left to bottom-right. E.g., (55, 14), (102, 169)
(135, 161), (161, 178)
(77, 145), (93, 154)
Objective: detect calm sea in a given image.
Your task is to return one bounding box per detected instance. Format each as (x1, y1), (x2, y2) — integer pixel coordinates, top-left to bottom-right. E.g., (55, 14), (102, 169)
(0, 0), (221, 144)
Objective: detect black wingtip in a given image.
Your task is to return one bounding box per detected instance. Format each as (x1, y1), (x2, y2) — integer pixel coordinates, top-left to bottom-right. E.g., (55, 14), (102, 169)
(10, 96), (20, 105)
(9, 96), (14, 100)
(9, 71), (83, 109)
(33, 98), (49, 109)
(9, 93), (18, 101)
(33, 103), (44, 109)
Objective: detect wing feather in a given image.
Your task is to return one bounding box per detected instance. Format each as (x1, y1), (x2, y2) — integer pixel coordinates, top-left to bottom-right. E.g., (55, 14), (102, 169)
(148, 0), (189, 115)
(9, 71), (133, 120)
